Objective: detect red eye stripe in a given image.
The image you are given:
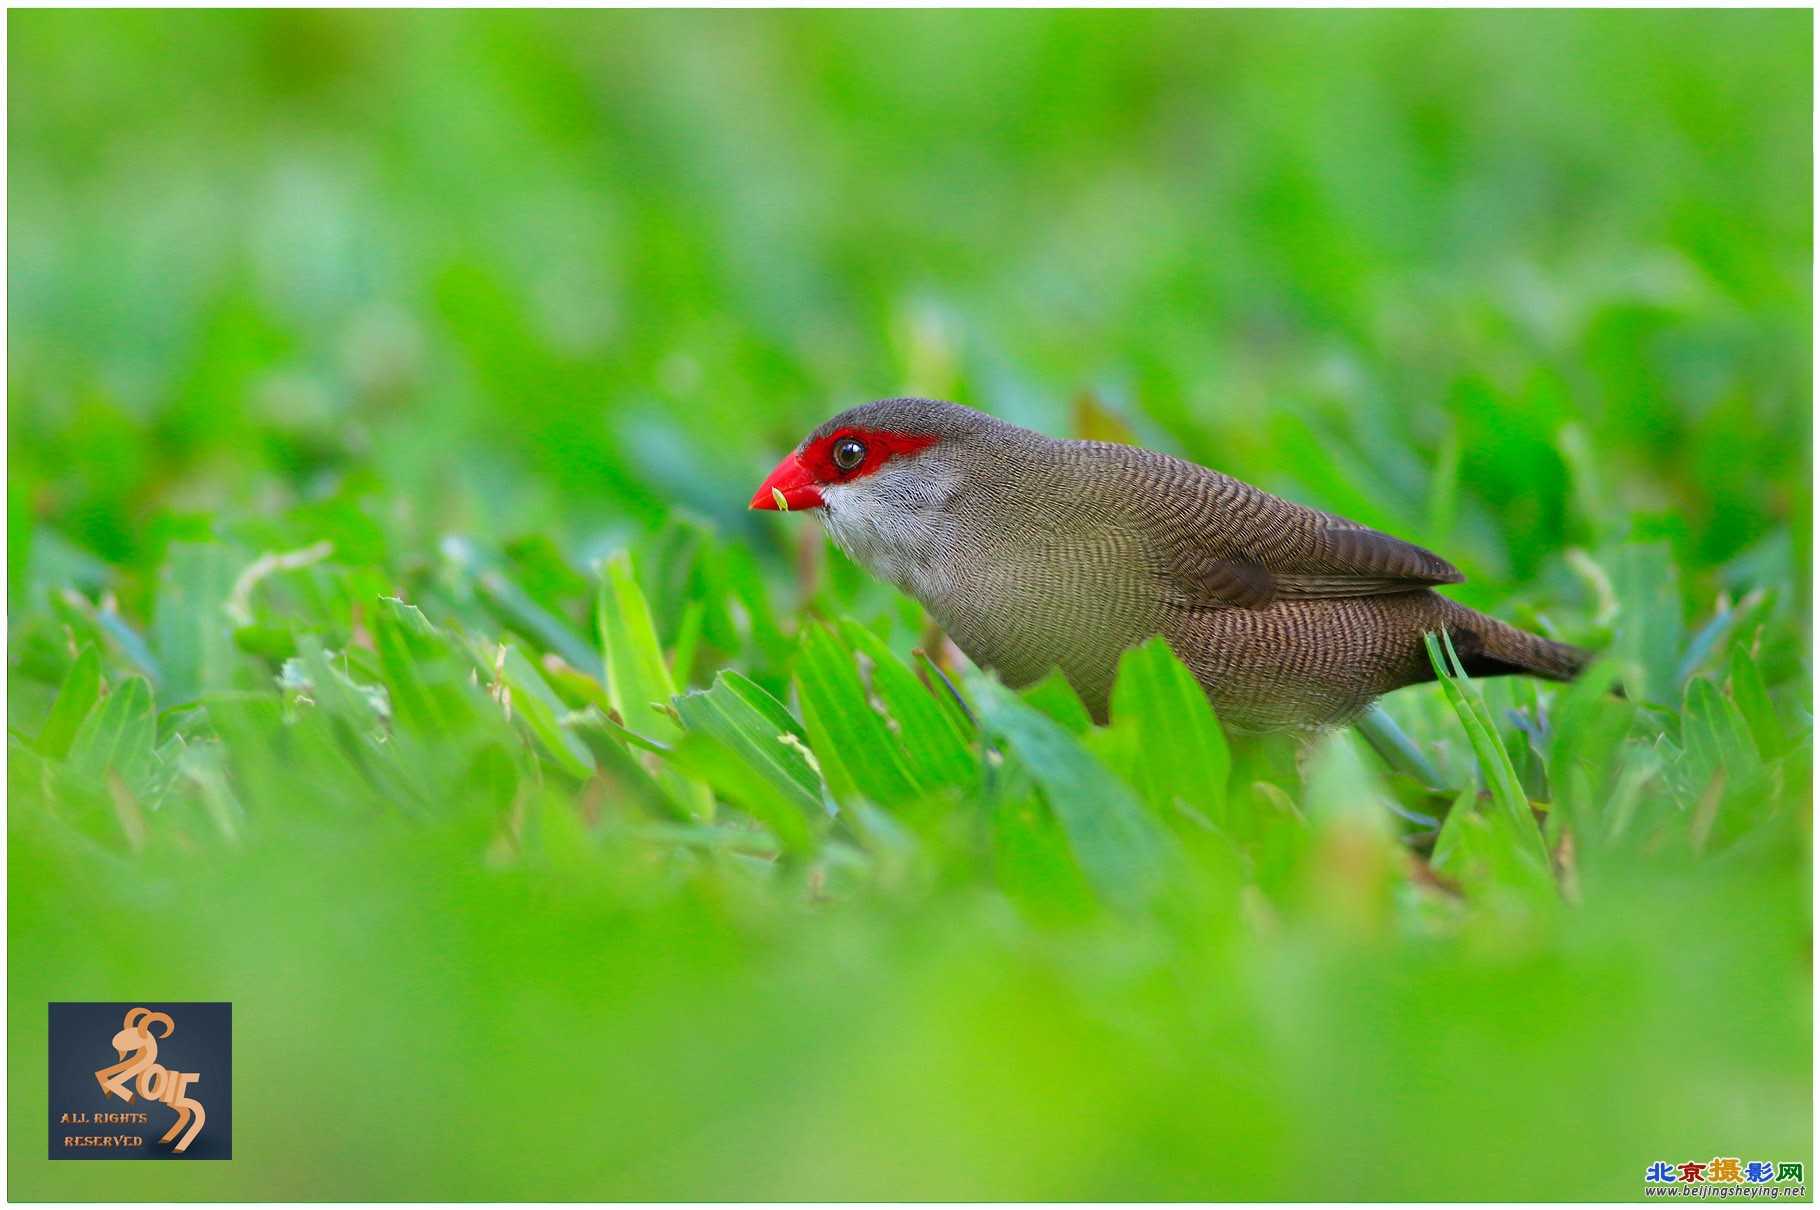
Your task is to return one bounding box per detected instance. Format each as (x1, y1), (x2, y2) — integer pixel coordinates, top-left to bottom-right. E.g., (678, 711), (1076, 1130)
(800, 428), (938, 483)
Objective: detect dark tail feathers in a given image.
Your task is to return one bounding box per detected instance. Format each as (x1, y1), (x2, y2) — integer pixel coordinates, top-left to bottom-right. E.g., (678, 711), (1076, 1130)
(1424, 606), (1591, 684)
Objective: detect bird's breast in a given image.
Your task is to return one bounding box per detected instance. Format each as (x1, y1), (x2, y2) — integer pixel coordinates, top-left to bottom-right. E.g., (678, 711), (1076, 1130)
(821, 453), (1172, 715)
(921, 515), (1169, 712)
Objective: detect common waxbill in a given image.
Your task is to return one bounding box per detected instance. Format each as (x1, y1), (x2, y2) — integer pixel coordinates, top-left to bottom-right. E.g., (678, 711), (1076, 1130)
(751, 397), (1588, 733)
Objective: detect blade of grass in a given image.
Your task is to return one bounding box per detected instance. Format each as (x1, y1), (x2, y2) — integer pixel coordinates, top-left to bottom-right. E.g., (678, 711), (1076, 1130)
(672, 671), (824, 820)
(794, 623), (921, 809)
(1099, 636), (1232, 829)
(972, 674), (1174, 915)
(1424, 630), (1551, 874)
(839, 620), (976, 790)
(497, 644), (597, 779)
(67, 676), (156, 790)
(597, 552), (683, 744)
(1727, 643), (1788, 761)
(1354, 704), (1446, 790)
(153, 541), (241, 706)
(37, 644), (101, 762)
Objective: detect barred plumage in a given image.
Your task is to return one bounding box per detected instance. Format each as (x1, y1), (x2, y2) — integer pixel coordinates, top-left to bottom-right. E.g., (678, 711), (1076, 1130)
(771, 397), (1589, 732)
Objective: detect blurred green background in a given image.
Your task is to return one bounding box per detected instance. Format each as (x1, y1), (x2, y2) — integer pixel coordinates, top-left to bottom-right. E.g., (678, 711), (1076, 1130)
(8, 9), (1811, 1200)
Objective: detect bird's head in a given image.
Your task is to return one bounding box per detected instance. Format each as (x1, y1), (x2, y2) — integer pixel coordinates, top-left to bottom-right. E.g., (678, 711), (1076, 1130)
(750, 398), (1004, 591)
(750, 397), (1005, 512)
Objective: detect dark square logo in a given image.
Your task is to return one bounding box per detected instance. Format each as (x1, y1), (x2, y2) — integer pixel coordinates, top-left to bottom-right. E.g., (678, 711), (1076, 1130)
(47, 1003), (232, 1160)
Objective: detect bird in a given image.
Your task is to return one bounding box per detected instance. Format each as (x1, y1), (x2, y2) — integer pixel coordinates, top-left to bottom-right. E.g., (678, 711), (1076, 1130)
(750, 397), (1589, 733)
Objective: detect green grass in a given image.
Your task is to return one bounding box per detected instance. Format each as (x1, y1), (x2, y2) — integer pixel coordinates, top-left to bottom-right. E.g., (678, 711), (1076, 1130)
(8, 9), (1812, 1200)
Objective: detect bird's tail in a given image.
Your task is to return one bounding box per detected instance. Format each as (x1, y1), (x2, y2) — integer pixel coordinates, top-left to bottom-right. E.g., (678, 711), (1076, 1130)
(1424, 599), (1590, 684)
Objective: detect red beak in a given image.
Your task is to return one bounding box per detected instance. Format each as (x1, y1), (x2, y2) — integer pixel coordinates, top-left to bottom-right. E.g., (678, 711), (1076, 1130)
(749, 454), (825, 511)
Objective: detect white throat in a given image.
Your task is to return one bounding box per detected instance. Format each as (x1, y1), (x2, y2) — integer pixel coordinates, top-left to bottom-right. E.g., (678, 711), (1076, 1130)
(815, 456), (965, 604)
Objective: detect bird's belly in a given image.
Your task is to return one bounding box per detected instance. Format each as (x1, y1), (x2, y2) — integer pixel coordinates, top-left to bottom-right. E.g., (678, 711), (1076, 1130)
(1164, 594), (1440, 731)
(937, 583), (1442, 733)
(928, 546), (1164, 719)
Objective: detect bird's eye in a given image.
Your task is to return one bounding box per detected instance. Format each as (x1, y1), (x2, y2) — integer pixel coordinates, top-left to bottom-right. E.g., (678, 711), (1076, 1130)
(831, 437), (866, 471)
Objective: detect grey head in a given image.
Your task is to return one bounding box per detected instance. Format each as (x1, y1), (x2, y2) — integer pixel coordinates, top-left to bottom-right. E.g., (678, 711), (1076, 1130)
(797, 396), (1010, 452)
(789, 398), (1029, 602)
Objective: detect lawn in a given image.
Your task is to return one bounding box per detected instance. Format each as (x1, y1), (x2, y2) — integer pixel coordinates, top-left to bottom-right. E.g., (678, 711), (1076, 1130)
(7, 10), (1812, 1200)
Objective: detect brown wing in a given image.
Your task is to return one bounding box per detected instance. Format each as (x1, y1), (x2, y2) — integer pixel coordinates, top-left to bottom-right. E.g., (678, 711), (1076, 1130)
(1076, 443), (1465, 612)
(1170, 522), (1466, 610)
